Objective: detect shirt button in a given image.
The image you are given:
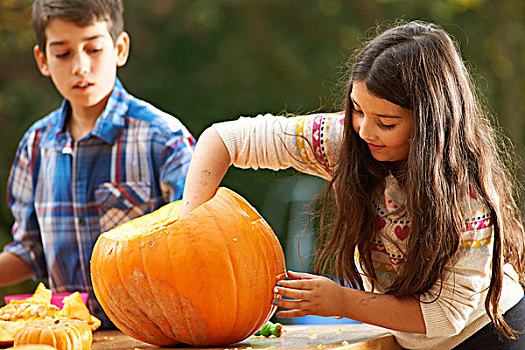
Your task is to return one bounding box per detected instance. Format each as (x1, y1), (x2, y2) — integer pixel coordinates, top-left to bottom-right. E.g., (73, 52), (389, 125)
(79, 217), (86, 225)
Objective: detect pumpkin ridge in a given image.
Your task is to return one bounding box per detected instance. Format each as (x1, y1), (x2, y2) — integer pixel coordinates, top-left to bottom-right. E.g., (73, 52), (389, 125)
(180, 206), (229, 345)
(93, 224), (181, 344)
(221, 191), (271, 340)
(255, 216), (287, 282)
(175, 220), (211, 345)
(239, 214), (267, 338)
(139, 232), (177, 342)
(245, 227), (267, 336)
(14, 319), (92, 349)
(163, 228), (191, 343)
(41, 327), (55, 347)
(100, 242), (156, 343)
(112, 241), (171, 343)
(258, 215), (285, 327)
(91, 241), (123, 334)
(93, 215), (183, 345)
(164, 224), (184, 342)
(254, 220), (275, 331)
(223, 189), (280, 339)
(150, 225), (206, 345)
(67, 323), (78, 349)
(215, 212), (239, 344)
(66, 326), (76, 348)
(93, 241), (141, 338)
(223, 189), (261, 341)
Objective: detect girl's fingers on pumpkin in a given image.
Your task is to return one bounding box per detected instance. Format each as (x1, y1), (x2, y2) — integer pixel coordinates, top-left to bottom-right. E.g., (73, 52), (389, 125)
(286, 270), (316, 280)
(276, 279), (313, 291)
(273, 297), (304, 310)
(276, 309), (308, 318)
(274, 286), (307, 300)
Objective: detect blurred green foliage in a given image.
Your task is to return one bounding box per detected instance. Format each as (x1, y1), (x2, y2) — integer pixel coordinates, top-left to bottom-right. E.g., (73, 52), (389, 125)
(1, 0), (525, 301)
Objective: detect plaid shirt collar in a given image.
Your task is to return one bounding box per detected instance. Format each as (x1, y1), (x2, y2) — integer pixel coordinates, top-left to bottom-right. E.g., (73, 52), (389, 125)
(42, 78), (130, 151)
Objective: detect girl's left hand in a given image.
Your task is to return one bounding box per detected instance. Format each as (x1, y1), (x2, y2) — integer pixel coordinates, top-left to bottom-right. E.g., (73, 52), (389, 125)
(273, 270), (345, 318)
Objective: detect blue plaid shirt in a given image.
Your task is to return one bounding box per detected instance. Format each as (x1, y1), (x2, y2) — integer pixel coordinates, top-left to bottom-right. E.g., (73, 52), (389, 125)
(5, 78), (194, 327)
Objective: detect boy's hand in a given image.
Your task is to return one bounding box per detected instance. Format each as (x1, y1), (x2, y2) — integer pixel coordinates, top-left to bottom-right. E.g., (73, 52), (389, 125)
(0, 252), (34, 287)
(272, 271), (344, 318)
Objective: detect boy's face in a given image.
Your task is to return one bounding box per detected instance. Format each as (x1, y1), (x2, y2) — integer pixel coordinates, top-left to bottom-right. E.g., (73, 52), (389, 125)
(33, 19), (129, 114)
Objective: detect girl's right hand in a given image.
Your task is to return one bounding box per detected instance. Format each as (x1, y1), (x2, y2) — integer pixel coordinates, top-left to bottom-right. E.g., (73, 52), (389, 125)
(272, 271), (346, 318)
(179, 126), (231, 219)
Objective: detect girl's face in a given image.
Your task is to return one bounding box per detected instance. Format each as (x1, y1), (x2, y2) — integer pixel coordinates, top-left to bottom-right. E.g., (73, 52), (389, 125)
(351, 81), (413, 162)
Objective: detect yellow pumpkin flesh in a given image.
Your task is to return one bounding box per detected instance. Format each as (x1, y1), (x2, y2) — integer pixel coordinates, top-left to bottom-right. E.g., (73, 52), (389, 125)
(14, 319), (91, 350)
(6, 345), (57, 350)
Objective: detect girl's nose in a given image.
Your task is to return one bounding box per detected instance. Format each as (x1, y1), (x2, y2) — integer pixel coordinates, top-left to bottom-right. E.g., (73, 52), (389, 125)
(357, 116), (374, 141)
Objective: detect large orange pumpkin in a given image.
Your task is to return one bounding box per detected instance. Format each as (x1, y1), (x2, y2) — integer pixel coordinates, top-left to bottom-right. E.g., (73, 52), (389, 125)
(91, 187), (286, 347)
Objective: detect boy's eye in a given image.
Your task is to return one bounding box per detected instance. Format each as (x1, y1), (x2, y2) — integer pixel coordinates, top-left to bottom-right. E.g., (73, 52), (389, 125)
(88, 48), (102, 53)
(55, 52), (70, 58)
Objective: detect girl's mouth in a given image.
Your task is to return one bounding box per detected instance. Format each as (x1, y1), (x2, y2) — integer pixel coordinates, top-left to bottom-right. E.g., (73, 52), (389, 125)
(367, 143), (385, 150)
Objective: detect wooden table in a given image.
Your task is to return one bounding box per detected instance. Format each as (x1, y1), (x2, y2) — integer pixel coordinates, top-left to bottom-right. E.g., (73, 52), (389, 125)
(91, 324), (404, 350)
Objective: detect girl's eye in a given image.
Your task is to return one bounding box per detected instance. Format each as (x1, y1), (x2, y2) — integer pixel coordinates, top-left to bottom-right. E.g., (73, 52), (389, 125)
(378, 121), (395, 130)
(88, 48), (102, 54)
(352, 108), (363, 116)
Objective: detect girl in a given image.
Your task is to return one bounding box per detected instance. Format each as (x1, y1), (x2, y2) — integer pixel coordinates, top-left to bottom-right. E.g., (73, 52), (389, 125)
(180, 22), (525, 349)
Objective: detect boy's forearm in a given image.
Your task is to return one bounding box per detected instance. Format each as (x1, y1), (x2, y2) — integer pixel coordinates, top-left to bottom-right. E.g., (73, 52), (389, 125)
(180, 126), (231, 218)
(341, 288), (426, 334)
(0, 251), (35, 287)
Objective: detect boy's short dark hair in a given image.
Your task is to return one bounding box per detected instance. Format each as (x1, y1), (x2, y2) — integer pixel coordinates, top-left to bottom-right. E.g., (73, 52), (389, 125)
(32, 0), (124, 53)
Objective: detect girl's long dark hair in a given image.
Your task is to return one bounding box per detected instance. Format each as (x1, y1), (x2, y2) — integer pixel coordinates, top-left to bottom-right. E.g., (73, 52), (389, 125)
(316, 21), (525, 339)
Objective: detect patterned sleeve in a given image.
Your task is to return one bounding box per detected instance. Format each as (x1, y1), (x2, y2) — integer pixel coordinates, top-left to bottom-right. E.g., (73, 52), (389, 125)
(4, 130), (47, 279)
(213, 112), (345, 180)
(417, 194), (524, 338)
(158, 121), (196, 203)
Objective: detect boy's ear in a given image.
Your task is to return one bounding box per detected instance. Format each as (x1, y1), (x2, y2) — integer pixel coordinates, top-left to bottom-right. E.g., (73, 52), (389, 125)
(115, 32), (130, 67)
(33, 45), (51, 77)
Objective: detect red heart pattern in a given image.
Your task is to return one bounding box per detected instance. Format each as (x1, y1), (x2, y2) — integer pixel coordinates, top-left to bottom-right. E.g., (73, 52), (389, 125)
(378, 218), (386, 230)
(394, 225), (410, 241)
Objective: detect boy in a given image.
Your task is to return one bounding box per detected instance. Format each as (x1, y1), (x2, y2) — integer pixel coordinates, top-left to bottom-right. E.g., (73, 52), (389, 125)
(0, 0), (194, 328)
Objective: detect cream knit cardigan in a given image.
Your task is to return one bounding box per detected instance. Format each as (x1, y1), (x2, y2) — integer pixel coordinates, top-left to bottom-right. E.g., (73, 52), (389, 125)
(214, 112), (524, 350)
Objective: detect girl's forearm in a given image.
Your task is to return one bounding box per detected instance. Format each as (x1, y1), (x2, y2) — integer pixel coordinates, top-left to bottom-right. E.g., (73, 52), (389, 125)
(341, 288), (426, 334)
(180, 126), (231, 218)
